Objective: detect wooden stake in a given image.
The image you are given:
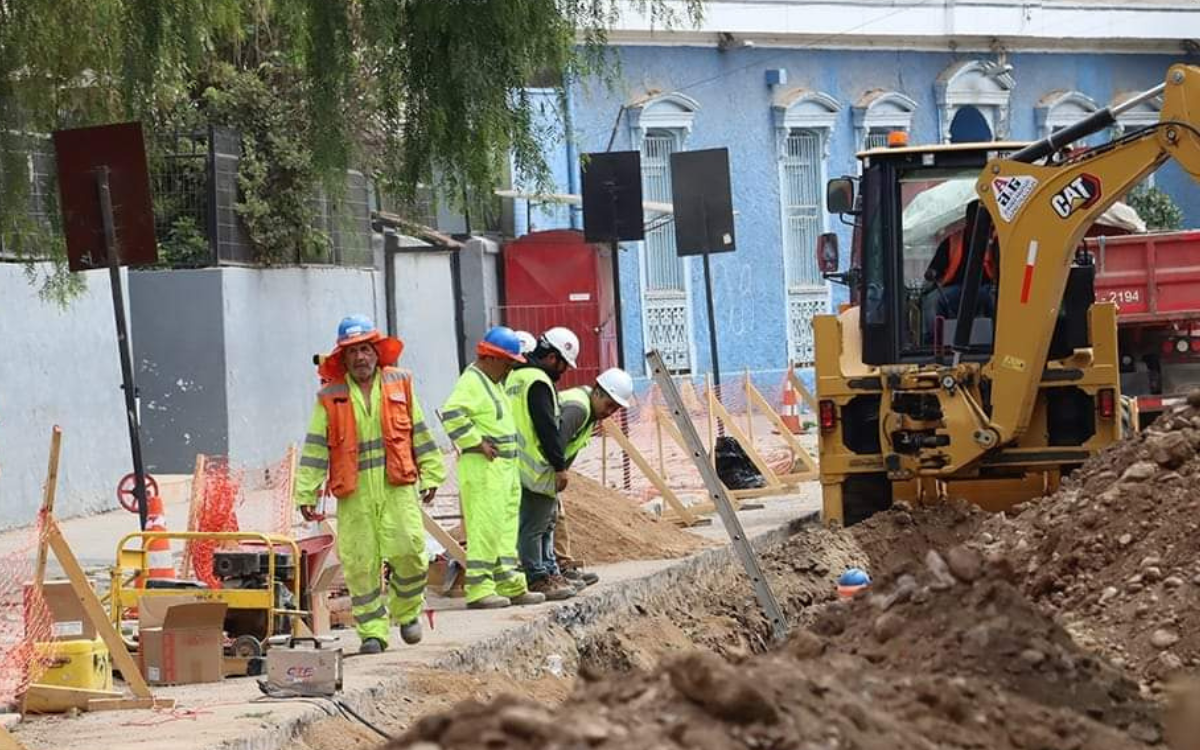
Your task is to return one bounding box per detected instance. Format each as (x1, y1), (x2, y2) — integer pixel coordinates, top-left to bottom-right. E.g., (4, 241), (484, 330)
(423, 509), (466, 564)
(745, 380), (819, 478)
(0, 726), (27, 750)
(600, 429), (608, 487)
(44, 518), (153, 699)
(744, 370), (754, 444)
(655, 407), (667, 481)
(602, 421), (697, 526)
(707, 387), (783, 488)
(33, 426), (63, 590)
(180, 453), (207, 578)
(788, 368), (819, 414)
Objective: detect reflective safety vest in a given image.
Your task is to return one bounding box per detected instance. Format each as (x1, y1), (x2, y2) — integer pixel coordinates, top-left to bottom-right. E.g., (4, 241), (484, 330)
(506, 367), (559, 495)
(319, 367), (418, 498)
(560, 386), (594, 464)
(940, 233), (997, 286)
(440, 365), (519, 458)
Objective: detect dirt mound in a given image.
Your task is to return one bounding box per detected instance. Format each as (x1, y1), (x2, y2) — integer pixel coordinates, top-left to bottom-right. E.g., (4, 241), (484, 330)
(851, 499), (986, 576)
(981, 400), (1200, 685)
(817, 546), (1159, 740)
(559, 471), (715, 565)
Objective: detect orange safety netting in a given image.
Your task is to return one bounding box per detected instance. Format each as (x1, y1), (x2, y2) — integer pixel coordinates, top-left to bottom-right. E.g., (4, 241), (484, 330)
(0, 513), (61, 708)
(183, 452), (296, 588)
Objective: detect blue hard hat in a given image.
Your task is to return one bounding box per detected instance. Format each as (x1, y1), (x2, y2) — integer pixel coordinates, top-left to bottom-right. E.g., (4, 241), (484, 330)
(337, 315), (378, 344)
(838, 568), (871, 587)
(479, 326), (526, 362)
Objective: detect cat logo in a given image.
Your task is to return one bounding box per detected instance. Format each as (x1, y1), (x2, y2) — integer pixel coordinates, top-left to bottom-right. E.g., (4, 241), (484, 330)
(1050, 174), (1102, 219)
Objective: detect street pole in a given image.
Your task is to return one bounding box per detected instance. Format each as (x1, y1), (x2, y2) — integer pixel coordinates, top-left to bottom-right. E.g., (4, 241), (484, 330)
(609, 188), (632, 492)
(98, 167), (150, 531)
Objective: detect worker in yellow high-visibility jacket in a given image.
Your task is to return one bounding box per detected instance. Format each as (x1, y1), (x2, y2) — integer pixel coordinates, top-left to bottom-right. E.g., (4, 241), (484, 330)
(295, 316), (445, 654)
(441, 327), (546, 609)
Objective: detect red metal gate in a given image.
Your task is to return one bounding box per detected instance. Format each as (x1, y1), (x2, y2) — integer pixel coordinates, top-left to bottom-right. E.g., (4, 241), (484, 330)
(498, 230), (617, 389)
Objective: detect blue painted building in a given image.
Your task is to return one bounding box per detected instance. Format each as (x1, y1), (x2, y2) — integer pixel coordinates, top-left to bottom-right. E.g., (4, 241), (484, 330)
(512, 0), (1200, 386)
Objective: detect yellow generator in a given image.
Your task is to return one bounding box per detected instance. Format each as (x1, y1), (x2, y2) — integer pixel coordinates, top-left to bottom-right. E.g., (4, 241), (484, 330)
(813, 65), (1200, 525)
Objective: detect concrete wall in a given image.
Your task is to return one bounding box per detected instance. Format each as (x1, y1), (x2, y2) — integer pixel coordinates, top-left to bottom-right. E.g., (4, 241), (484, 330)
(0, 264), (132, 526)
(459, 237), (502, 363)
(221, 267), (384, 469)
(542, 47), (1192, 380)
(130, 269), (229, 473)
(389, 249), (461, 438)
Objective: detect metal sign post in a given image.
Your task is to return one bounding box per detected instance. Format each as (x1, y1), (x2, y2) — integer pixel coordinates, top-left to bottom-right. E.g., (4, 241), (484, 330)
(54, 122), (159, 531)
(646, 349), (788, 643)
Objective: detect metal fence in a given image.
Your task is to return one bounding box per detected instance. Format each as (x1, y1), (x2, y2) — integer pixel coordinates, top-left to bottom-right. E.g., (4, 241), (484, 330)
(1, 125), (374, 269)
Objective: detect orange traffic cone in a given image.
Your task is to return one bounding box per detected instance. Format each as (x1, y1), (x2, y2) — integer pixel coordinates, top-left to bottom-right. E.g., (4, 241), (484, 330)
(781, 367), (801, 434)
(142, 495), (176, 583)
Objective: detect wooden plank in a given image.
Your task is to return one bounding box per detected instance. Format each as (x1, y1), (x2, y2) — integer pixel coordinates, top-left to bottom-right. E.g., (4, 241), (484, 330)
(707, 388), (783, 487)
(0, 726), (27, 750)
(44, 519), (153, 700)
(746, 380), (819, 477)
(23, 684), (121, 714)
(654, 407), (738, 511)
(180, 453), (207, 578)
(744, 371), (754, 444)
(789, 368), (819, 414)
(423, 509), (466, 564)
(33, 426), (63, 589)
(87, 697), (175, 712)
(602, 421), (697, 526)
(730, 485), (795, 500)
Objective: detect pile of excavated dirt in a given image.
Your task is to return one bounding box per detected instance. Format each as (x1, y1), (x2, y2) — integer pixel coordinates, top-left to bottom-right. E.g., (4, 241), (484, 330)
(558, 471), (716, 565)
(851, 497), (987, 576)
(980, 399), (1200, 685)
(388, 549), (1159, 750)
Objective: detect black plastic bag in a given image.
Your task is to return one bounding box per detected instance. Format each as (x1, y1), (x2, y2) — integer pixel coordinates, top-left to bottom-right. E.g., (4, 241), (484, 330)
(714, 436), (765, 490)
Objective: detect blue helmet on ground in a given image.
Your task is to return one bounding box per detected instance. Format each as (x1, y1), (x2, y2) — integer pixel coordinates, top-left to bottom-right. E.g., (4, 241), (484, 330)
(838, 568), (871, 587)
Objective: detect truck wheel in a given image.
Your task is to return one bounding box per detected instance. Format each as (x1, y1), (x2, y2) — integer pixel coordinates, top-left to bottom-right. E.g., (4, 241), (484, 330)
(1119, 395), (1137, 435)
(842, 473), (893, 526)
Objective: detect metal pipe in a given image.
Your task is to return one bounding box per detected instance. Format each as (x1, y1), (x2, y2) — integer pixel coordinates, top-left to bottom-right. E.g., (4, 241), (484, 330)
(1011, 82), (1164, 165)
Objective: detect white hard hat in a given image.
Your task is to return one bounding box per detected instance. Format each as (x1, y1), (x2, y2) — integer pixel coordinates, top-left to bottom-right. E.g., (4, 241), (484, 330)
(596, 367), (633, 408)
(514, 330), (537, 354)
(541, 326), (580, 368)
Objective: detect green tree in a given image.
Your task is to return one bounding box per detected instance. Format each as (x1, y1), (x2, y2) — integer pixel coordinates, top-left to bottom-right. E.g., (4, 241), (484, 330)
(0, 0), (702, 296)
(1126, 184), (1185, 232)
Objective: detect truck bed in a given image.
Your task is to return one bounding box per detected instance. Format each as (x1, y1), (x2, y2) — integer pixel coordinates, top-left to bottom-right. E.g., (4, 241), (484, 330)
(1090, 230), (1200, 325)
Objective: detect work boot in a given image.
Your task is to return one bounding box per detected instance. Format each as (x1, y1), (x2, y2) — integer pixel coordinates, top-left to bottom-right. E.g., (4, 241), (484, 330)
(562, 566), (599, 587)
(359, 637), (386, 655)
(467, 594), (512, 610)
(509, 590), (547, 606)
(529, 576), (575, 601)
(399, 619), (423, 645)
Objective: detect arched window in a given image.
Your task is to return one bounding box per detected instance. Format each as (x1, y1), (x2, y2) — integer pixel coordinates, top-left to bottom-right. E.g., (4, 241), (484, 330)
(773, 89), (840, 365)
(628, 91), (700, 372)
(853, 90), (918, 151)
(935, 60), (1014, 143)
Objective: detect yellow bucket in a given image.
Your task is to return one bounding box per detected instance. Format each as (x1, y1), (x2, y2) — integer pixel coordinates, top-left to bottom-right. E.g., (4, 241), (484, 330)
(32, 638), (113, 692)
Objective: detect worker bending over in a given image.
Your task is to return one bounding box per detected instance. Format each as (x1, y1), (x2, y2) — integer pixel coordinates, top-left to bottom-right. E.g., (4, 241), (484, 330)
(508, 327), (582, 600)
(554, 367), (634, 587)
(441, 327), (546, 609)
(295, 316), (445, 654)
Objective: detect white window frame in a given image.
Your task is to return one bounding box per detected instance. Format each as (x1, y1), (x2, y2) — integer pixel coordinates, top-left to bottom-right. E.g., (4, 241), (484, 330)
(773, 89), (840, 365)
(628, 91), (700, 372)
(853, 90), (918, 152)
(935, 59), (1014, 143)
(1036, 90), (1100, 138)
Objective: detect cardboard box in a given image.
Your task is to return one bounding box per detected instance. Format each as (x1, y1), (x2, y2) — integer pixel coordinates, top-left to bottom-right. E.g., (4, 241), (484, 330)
(138, 599), (227, 685)
(26, 581), (96, 640)
(265, 637), (342, 696)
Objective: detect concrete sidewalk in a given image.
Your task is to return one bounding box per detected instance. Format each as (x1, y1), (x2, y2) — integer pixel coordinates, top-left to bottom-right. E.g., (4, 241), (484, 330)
(8, 485), (820, 750)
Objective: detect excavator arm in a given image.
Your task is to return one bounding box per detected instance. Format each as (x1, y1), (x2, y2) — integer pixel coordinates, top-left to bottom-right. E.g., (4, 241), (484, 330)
(939, 64), (1200, 470)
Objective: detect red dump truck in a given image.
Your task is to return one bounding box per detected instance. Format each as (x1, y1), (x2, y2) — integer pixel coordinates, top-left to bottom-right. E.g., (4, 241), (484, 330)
(1089, 229), (1200, 428)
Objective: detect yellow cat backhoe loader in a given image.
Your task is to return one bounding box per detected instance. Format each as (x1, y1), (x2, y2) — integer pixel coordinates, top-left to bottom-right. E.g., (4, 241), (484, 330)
(815, 64), (1200, 525)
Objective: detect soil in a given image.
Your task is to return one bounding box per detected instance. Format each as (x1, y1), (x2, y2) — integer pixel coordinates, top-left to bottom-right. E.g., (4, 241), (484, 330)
(979, 401), (1200, 687)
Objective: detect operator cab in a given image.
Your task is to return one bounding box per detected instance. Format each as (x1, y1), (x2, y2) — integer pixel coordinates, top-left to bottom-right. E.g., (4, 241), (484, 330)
(823, 142), (1025, 366)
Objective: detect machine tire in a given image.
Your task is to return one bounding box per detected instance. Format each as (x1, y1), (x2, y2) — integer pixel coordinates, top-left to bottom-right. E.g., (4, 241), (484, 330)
(1120, 395), (1137, 436)
(232, 635), (264, 658)
(841, 473), (893, 526)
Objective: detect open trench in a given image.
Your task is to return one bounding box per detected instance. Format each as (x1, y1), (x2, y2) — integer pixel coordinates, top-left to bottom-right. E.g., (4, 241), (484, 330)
(288, 500), (1183, 750)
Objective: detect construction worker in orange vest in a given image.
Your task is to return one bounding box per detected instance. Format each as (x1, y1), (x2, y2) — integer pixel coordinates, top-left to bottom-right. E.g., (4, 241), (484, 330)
(922, 199), (998, 344)
(295, 315), (446, 654)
